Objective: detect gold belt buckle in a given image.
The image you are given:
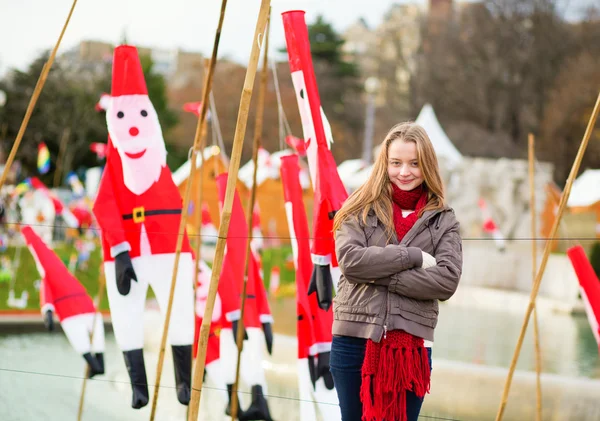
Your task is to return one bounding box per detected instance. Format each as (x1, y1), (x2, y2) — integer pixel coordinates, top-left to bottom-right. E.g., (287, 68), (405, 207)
(133, 206), (145, 223)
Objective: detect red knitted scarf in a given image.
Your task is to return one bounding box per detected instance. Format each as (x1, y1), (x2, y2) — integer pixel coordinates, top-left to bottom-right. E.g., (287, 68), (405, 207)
(360, 183), (431, 421)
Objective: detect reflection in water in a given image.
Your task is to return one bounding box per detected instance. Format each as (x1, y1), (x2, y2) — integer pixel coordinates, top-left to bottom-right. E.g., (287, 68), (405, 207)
(1, 299), (598, 420)
(271, 297), (600, 379)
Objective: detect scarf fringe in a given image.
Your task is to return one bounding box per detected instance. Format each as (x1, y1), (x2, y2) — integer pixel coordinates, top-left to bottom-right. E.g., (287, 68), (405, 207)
(360, 332), (431, 421)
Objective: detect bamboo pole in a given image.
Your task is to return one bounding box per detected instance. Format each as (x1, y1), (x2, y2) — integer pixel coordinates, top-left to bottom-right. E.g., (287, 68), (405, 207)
(188, 1), (271, 419)
(495, 92), (600, 421)
(53, 127), (71, 187)
(230, 8), (270, 421)
(189, 62), (210, 396)
(76, 269), (107, 421)
(528, 133), (543, 421)
(191, 59), (211, 290)
(148, 2), (229, 419)
(0, 0), (79, 191)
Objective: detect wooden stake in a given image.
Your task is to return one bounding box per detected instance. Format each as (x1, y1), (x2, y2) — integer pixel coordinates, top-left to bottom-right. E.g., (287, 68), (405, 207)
(76, 269), (107, 421)
(230, 7), (271, 421)
(0, 0), (79, 191)
(53, 127), (71, 187)
(188, 1), (271, 419)
(528, 133), (543, 421)
(148, 1), (228, 419)
(495, 91), (600, 421)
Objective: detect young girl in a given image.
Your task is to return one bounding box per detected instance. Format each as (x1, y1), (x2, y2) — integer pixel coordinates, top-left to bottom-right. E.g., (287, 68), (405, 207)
(330, 122), (463, 421)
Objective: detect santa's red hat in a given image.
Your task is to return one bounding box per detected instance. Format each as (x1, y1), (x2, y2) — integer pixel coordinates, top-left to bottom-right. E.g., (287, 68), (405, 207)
(111, 45), (148, 97)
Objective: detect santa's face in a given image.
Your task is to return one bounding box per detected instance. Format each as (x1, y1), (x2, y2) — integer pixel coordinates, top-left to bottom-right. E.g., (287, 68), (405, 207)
(107, 94), (167, 195)
(291, 71), (317, 187)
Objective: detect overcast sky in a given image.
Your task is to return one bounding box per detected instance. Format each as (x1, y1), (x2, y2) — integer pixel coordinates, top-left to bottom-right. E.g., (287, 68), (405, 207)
(0, 0), (593, 76)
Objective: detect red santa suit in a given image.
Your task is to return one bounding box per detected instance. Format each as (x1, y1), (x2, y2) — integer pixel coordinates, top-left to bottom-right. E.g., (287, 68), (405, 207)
(216, 173), (274, 421)
(20, 226), (105, 377)
(567, 246), (600, 353)
(193, 259), (228, 404)
(280, 154), (340, 421)
(283, 10), (348, 311)
(92, 45), (194, 409)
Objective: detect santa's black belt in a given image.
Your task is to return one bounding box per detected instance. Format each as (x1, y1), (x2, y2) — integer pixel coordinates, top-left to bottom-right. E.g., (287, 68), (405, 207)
(122, 207), (181, 223)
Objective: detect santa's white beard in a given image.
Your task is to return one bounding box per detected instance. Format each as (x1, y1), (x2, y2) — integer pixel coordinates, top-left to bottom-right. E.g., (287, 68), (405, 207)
(119, 142), (167, 195)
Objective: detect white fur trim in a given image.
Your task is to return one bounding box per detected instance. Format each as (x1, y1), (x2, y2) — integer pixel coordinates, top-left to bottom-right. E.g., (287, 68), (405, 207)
(41, 303), (55, 315)
(259, 314), (274, 324)
(110, 242), (131, 258)
(311, 253), (332, 266)
(225, 309), (241, 322)
(308, 341), (332, 356)
(98, 94), (111, 111)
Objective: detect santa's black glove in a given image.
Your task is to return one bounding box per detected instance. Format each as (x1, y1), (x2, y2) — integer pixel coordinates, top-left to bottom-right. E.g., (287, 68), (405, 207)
(43, 309), (54, 331)
(115, 251), (137, 296)
(262, 322), (273, 355)
(231, 319), (248, 342)
(307, 264), (333, 311)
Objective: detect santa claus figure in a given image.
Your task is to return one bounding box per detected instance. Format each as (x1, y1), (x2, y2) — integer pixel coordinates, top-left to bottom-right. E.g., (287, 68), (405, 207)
(21, 226), (105, 377)
(92, 45), (194, 409)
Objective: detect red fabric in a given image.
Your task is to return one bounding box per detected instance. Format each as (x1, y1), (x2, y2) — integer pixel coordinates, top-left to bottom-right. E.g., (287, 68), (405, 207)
(21, 226), (95, 321)
(361, 183), (431, 421)
(281, 154), (328, 359)
(282, 11), (348, 270)
(482, 218), (498, 233)
(390, 184), (428, 242)
(215, 173), (271, 329)
(567, 246), (600, 351)
(94, 140), (192, 261)
(111, 46), (148, 97)
(360, 333), (431, 421)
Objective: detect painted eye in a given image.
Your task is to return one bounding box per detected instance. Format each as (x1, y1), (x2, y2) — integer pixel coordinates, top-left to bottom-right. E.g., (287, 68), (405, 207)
(117, 111), (124, 118)
(140, 110), (148, 117)
(300, 89), (305, 99)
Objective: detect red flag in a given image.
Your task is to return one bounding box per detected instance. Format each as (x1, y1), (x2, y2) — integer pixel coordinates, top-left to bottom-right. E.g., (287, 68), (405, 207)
(90, 142), (108, 160)
(283, 11), (348, 311)
(567, 246), (600, 352)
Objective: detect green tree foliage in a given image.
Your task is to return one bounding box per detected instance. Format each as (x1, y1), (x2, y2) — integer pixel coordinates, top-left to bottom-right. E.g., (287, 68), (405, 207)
(0, 49), (180, 185)
(590, 242), (600, 280)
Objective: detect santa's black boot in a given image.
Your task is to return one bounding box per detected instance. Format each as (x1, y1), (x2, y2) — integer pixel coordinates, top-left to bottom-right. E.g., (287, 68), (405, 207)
(239, 385), (273, 421)
(172, 345), (192, 405)
(83, 352), (103, 378)
(123, 349), (149, 409)
(94, 352), (105, 376)
(225, 383), (245, 419)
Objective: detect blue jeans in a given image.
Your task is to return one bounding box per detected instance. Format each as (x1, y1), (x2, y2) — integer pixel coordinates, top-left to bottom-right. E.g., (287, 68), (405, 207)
(330, 335), (432, 421)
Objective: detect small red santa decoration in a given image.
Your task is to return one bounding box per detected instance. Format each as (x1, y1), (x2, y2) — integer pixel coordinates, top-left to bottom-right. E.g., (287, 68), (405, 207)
(21, 226), (105, 377)
(92, 45), (194, 409)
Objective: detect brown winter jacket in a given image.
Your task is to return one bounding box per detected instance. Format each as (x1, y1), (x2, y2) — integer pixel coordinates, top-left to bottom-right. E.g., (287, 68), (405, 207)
(332, 205), (463, 342)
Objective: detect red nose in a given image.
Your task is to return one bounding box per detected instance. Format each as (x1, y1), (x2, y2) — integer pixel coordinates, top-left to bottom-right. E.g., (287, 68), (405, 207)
(129, 127), (139, 136)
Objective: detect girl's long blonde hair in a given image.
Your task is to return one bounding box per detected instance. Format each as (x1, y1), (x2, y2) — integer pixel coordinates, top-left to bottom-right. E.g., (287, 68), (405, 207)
(333, 122), (446, 238)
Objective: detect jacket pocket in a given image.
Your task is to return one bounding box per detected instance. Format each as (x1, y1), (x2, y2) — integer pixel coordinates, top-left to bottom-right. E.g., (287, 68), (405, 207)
(334, 279), (375, 307)
(390, 296), (439, 328)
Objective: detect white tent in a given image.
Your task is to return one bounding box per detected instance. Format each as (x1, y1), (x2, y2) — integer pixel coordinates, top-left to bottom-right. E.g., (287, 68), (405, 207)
(415, 104), (463, 167)
(345, 164), (374, 192)
(337, 159), (368, 181)
(238, 148), (311, 189)
(567, 169), (600, 208)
